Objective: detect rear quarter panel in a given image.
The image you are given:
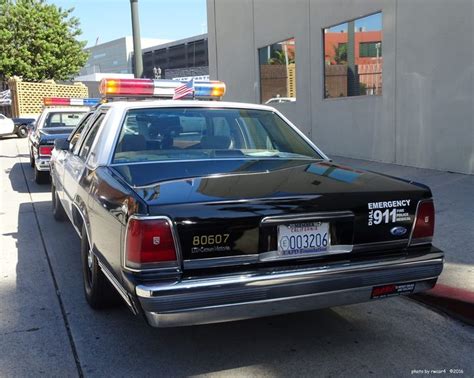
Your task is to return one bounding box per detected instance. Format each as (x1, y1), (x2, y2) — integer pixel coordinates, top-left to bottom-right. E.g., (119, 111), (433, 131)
(87, 166), (147, 283)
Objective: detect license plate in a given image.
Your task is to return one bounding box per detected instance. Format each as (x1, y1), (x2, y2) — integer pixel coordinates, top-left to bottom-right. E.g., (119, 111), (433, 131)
(277, 222), (330, 256)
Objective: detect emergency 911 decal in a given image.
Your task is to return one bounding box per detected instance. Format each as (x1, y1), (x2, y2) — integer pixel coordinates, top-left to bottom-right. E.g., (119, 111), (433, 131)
(367, 199), (411, 226)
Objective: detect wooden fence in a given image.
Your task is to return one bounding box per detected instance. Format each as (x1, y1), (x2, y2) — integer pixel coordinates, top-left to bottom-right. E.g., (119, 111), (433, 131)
(8, 76), (89, 117)
(324, 63), (382, 98)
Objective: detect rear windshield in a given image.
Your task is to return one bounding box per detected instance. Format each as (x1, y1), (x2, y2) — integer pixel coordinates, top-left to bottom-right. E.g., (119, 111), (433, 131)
(43, 112), (85, 128)
(112, 108), (321, 164)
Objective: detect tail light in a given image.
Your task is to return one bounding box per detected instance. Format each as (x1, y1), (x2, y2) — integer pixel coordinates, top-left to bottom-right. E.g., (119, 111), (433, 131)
(125, 217), (178, 270)
(39, 145), (54, 156)
(410, 200), (435, 245)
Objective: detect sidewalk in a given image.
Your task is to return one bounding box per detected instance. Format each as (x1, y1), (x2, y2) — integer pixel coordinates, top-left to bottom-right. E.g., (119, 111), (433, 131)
(0, 138), (79, 375)
(334, 155), (474, 325)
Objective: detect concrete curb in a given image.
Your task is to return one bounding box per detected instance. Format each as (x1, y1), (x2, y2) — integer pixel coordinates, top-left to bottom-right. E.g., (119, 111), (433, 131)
(411, 284), (474, 326)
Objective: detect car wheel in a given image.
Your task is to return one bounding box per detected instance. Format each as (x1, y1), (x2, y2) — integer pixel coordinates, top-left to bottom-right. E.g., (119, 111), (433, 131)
(29, 150), (35, 168)
(34, 167), (49, 184)
(81, 225), (118, 309)
(16, 125), (28, 138)
(51, 185), (66, 221)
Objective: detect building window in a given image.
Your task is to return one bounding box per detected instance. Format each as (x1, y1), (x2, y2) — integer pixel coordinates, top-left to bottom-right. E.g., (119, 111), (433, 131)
(258, 38), (296, 104)
(359, 42), (382, 58)
(323, 12), (383, 98)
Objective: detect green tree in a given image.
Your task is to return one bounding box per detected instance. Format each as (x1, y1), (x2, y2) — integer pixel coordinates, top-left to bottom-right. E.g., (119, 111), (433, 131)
(333, 43), (347, 64)
(268, 50), (295, 65)
(0, 0), (89, 84)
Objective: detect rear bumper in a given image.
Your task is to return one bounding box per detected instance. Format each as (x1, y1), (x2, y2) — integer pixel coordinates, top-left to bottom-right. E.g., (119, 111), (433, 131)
(35, 157), (51, 171)
(136, 249), (443, 327)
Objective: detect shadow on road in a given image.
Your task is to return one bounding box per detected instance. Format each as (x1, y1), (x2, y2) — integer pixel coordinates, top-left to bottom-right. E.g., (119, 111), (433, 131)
(8, 162), (50, 194)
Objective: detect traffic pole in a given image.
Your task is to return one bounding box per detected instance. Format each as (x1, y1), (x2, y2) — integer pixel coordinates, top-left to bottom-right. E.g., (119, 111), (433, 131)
(130, 0), (143, 78)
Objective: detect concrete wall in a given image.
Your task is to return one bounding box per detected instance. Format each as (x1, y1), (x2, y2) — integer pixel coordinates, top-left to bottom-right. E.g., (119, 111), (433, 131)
(207, 0), (474, 174)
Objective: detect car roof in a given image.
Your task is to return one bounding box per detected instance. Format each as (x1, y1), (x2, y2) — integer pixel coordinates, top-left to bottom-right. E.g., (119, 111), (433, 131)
(101, 100), (277, 113)
(41, 107), (90, 113)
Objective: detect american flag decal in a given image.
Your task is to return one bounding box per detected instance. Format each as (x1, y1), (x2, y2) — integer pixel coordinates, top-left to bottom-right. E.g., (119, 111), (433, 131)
(173, 78), (195, 100)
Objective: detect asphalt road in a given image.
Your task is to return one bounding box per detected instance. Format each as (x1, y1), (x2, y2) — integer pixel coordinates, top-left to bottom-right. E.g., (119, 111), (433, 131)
(1, 138), (473, 378)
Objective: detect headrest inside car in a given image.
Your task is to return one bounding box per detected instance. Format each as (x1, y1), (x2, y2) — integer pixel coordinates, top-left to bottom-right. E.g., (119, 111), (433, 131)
(200, 135), (232, 150)
(149, 116), (182, 136)
(120, 134), (147, 152)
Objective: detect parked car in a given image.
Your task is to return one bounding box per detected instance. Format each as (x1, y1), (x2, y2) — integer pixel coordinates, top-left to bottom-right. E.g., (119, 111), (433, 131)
(50, 78), (443, 328)
(28, 98), (98, 184)
(13, 116), (36, 133)
(265, 97), (296, 104)
(0, 113), (32, 138)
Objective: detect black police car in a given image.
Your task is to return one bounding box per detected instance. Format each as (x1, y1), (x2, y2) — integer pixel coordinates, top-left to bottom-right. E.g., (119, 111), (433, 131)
(49, 79), (443, 327)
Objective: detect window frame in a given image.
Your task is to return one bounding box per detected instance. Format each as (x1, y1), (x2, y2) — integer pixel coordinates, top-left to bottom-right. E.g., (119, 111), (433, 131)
(322, 10), (383, 100)
(68, 112), (94, 150)
(257, 37), (297, 104)
(77, 111), (107, 162)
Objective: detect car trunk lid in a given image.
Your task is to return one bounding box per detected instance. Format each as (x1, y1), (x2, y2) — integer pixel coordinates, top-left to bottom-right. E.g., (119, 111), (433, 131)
(113, 159), (430, 269)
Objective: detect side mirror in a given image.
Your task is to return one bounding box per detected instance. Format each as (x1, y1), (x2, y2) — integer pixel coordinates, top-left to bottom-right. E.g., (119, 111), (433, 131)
(54, 138), (69, 151)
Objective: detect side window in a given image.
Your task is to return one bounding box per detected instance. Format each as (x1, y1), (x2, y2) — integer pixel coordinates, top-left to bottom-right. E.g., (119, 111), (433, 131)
(78, 113), (106, 160)
(69, 113), (92, 149)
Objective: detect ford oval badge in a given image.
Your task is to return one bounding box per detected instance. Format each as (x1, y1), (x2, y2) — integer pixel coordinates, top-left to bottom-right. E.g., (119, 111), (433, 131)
(390, 226), (407, 236)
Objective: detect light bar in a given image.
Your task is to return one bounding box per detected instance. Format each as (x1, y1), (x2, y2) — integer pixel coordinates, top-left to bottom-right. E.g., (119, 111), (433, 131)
(194, 81), (226, 99)
(43, 97), (100, 107)
(99, 78), (226, 100)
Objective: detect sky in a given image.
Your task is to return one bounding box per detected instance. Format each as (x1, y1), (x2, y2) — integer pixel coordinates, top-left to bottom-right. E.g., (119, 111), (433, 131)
(49, 0), (207, 47)
(327, 12), (382, 32)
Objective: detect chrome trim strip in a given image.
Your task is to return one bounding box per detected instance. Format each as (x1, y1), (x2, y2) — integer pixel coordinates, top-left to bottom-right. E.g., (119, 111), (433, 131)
(183, 255), (259, 269)
(98, 260), (137, 315)
(123, 215), (183, 274)
(71, 202), (88, 240)
(260, 211), (354, 225)
(136, 251), (444, 298)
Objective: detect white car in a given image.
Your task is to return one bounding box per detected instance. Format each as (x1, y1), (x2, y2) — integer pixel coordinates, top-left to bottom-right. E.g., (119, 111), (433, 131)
(265, 97), (296, 105)
(0, 113), (30, 138)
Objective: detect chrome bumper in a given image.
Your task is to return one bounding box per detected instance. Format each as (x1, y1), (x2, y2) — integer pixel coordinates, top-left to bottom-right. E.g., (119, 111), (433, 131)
(136, 250), (443, 327)
(35, 157), (50, 171)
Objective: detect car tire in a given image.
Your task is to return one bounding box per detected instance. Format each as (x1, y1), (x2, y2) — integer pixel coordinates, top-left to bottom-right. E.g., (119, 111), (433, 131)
(81, 225), (118, 309)
(51, 185), (66, 221)
(16, 125), (28, 138)
(29, 150), (35, 168)
(34, 166), (49, 184)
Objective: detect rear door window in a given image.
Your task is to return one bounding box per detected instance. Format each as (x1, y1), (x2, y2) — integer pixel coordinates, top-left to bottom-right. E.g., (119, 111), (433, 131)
(78, 113), (106, 161)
